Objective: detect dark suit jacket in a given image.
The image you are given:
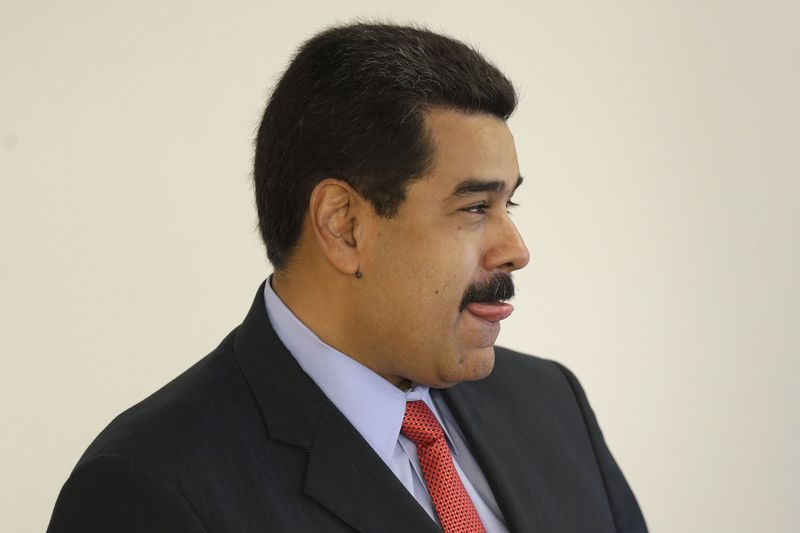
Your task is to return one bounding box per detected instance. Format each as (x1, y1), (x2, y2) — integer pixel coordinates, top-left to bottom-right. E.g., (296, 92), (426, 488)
(48, 282), (647, 532)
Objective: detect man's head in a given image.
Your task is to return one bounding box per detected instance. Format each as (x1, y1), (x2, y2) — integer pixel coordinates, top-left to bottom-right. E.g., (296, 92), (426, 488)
(254, 23), (530, 388)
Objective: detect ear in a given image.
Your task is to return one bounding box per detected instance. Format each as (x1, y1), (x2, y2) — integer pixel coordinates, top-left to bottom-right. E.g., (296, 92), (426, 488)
(308, 178), (364, 276)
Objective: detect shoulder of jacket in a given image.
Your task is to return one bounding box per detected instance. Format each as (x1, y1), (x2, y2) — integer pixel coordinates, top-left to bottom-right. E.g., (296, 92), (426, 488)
(76, 327), (250, 468)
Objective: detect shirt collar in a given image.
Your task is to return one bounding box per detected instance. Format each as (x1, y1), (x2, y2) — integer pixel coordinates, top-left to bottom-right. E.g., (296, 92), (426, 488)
(262, 277), (458, 464)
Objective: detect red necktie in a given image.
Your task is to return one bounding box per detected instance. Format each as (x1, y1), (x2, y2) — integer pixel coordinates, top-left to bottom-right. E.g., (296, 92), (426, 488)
(401, 400), (486, 533)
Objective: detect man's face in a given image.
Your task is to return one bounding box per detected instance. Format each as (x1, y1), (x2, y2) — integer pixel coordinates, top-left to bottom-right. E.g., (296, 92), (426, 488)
(352, 108), (530, 388)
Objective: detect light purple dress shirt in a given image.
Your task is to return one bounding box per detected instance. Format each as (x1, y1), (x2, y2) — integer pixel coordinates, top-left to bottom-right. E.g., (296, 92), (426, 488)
(263, 279), (508, 532)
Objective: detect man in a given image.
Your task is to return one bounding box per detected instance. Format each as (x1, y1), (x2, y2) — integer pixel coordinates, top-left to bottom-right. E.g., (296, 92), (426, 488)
(48, 23), (647, 532)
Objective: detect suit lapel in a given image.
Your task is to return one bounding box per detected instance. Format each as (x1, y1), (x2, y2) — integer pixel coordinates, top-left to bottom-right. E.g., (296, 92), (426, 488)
(442, 382), (548, 533)
(305, 401), (441, 533)
(233, 282), (440, 533)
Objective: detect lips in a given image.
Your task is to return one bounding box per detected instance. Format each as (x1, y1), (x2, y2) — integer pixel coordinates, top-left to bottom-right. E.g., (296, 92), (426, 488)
(465, 301), (514, 323)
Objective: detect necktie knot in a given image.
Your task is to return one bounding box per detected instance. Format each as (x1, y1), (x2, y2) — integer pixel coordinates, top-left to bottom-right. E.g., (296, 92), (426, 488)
(401, 400), (444, 447)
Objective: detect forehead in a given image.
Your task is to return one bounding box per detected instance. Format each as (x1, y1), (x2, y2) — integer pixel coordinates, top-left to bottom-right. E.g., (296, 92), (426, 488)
(414, 108), (520, 198)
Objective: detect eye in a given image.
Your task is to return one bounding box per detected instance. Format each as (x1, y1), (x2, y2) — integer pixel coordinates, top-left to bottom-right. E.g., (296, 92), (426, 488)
(462, 200), (520, 216)
(462, 203), (489, 215)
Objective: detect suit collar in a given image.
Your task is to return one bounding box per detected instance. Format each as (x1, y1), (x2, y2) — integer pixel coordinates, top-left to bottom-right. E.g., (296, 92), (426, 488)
(233, 280), (324, 449)
(262, 277), (429, 465)
(233, 281), (440, 533)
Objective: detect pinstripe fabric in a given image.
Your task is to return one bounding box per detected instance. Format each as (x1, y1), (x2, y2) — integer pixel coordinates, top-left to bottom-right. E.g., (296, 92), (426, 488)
(47, 281), (647, 533)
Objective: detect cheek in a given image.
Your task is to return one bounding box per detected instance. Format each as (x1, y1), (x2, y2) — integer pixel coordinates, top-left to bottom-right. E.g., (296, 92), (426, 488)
(373, 223), (480, 326)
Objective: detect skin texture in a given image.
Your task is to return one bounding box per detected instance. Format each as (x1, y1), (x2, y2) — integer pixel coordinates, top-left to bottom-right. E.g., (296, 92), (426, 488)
(273, 108), (530, 389)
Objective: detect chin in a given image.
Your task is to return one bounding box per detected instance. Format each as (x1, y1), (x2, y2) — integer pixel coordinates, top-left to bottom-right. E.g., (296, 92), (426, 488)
(436, 345), (496, 388)
(468, 345), (497, 380)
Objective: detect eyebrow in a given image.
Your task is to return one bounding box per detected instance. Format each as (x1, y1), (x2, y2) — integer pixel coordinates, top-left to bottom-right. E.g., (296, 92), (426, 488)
(450, 175), (524, 197)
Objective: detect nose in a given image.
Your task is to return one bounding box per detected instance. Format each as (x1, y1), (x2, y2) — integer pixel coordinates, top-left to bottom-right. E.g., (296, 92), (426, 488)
(485, 213), (531, 273)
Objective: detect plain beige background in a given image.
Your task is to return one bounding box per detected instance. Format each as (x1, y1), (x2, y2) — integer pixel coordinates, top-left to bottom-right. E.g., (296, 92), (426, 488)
(2, 1), (798, 531)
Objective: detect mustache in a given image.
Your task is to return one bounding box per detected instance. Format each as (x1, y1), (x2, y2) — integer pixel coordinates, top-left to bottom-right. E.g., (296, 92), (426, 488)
(459, 273), (515, 312)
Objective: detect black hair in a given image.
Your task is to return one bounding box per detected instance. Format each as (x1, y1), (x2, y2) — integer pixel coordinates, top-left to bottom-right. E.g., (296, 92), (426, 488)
(254, 22), (517, 269)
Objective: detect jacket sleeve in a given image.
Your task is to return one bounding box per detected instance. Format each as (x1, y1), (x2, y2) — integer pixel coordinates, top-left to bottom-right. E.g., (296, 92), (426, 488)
(555, 362), (649, 533)
(47, 453), (207, 533)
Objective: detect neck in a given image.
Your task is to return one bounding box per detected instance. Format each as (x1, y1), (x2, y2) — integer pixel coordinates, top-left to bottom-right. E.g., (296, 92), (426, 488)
(270, 270), (411, 391)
